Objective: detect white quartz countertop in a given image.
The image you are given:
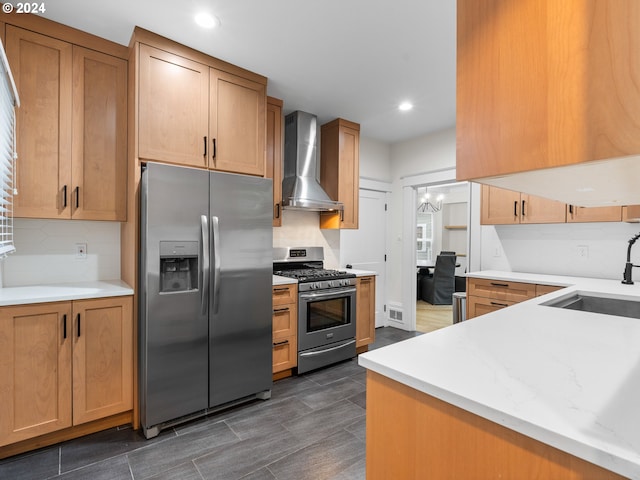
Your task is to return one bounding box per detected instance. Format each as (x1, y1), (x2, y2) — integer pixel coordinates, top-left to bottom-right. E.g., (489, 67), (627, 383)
(0, 280), (134, 306)
(345, 268), (377, 277)
(272, 275), (297, 286)
(360, 271), (640, 479)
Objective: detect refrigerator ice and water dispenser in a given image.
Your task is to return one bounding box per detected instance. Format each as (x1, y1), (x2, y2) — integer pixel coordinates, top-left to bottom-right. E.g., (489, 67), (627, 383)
(159, 241), (198, 293)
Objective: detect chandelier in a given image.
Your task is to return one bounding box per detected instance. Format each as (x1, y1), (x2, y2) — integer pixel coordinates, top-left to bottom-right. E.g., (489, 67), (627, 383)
(417, 193), (443, 213)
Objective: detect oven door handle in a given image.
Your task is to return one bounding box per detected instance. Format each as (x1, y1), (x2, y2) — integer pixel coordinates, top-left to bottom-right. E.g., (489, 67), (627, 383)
(299, 286), (356, 301)
(299, 339), (356, 358)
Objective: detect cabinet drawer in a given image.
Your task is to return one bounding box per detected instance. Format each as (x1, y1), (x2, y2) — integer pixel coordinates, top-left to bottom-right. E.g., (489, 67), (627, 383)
(467, 295), (516, 319)
(272, 284), (297, 305)
(467, 278), (536, 302)
(273, 304), (296, 339)
(272, 335), (297, 373)
(535, 284), (563, 297)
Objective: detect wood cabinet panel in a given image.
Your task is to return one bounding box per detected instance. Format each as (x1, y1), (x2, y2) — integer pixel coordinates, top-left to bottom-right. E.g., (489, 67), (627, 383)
(468, 278), (536, 303)
(266, 97), (283, 226)
(272, 284), (297, 306)
(356, 276), (375, 349)
(520, 194), (566, 224)
(209, 69), (266, 176)
(272, 337), (296, 374)
(7, 25), (72, 219)
(467, 295), (516, 319)
(138, 44), (209, 167)
(71, 47), (127, 221)
(457, 0), (640, 181)
(272, 284), (297, 376)
(72, 297), (133, 425)
(481, 185), (520, 225)
(0, 302), (72, 446)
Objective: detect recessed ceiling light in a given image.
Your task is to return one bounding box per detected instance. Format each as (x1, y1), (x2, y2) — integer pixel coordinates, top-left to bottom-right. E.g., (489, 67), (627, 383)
(399, 102), (413, 112)
(195, 12), (220, 29)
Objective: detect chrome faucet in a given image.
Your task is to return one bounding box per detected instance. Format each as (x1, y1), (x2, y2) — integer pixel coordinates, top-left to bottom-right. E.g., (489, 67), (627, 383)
(622, 232), (640, 285)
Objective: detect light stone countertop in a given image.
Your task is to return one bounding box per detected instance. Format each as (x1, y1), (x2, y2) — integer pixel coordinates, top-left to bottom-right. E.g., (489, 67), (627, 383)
(360, 271), (640, 479)
(0, 280), (134, 306)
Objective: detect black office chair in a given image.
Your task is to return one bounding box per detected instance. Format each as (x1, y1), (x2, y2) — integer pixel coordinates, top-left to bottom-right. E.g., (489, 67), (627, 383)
(420, 254), (457, 305)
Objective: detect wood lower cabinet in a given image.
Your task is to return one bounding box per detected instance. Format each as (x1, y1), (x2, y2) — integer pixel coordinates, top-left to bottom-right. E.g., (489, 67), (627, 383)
(6, 22), (127, 221)
(135, 29), (267, 176)
(272, 284), (297, 379)
(266, 97), (283, 226)
(0, 296), (133, 448)
(319, 119), (360, 229)
(467, 277), (563, 319)
(356, 276), (376, 351)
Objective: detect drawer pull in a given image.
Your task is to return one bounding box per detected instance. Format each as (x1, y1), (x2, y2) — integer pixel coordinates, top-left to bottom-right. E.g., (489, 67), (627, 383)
(489, 282), (509, 287)
(273, 339), (289, 347)
(273, 287), (290, 292)
(63, 314), (67, 339)
(490, 301), (509, 307)
(273, 307), (289, 313)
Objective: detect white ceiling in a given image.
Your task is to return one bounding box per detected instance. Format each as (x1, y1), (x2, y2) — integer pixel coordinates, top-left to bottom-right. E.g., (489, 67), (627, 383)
(38, 0), (456, 144)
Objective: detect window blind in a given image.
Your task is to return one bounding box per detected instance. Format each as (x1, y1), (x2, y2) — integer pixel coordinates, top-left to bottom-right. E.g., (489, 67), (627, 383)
(0, 40), (19, 258)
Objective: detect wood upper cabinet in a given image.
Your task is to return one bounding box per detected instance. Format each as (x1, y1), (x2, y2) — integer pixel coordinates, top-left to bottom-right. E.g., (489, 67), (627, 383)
(72, 47), (127, 221)
(319, 118), (360, 229)
(136, 37), (267, 176)
(457, 0), (640, 181)
(481, 185), (565, 225)
(137, 44), (209, 168)
(0, 302), (72, 446)
(356, 276), (376, 349)
(0, 296), (133, 447)
(6, 25), (127, 221)
(566, 205), (622, 223)
(266, 97), (283, 226)
(209, 68), (266, 176)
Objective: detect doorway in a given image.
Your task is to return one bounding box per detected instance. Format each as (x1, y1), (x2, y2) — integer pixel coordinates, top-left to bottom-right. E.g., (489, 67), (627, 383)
(415, 182), (468, 333)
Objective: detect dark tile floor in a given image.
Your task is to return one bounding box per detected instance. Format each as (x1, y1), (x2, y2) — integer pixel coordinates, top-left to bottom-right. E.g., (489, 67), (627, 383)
(0, 327), (421, 480)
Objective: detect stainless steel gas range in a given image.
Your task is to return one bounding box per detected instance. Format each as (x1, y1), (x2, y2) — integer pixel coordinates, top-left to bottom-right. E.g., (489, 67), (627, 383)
(273, 247), (356, 374)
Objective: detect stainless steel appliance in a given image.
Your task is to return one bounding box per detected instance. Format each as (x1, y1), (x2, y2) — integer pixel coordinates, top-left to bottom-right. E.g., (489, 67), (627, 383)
(281, 111), (343, 212)
(273, 247), (356, 373)
(140, 162), (273, 439)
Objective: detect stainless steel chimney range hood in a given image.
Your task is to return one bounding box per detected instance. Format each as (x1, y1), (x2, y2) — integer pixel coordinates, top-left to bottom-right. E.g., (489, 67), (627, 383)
(281, 111), (343, 212)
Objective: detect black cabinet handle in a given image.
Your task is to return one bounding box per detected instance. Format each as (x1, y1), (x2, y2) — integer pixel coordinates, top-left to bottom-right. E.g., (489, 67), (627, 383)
(275, 203), (280, 219)
(273, 287), (289, 292)
(569, 205), (574, 215)
(273, 339), (289, 347)
(74, 186), (79, 208)
(203, 136), (207, 157)
(490, 301), (509, 307)
(513, 200), (518, 217)
(340, 210), (344, 222)
(490, 282), (509, 287)
(77, 313), (81, 337)
(212, 138), (217, 159)
(521, 200), (526, 217)
(63, 314), (67, 339)
(273, 307), (289, 313)
(62, 185), (67, 208)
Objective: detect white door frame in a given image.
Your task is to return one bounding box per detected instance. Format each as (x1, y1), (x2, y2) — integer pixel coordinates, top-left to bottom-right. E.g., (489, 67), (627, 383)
(400, 168), (474, 331)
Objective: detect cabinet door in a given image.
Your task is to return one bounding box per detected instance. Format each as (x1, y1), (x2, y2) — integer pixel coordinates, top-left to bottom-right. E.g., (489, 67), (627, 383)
(6, 26), (73, 219)
(466, 295), (516, 320)
(266, 97), (283, 226)
(356, 276), (376, 348)
(566, 205), (622, 223)
(480, 185), (520, 225)
(72, 296), (133, 425)
(72, 47), (127, 221)
(0, 302), (72, 446)
(138, 44), (209, 167)
(209, 68), (266, 176)
(520, 194), (566, 224)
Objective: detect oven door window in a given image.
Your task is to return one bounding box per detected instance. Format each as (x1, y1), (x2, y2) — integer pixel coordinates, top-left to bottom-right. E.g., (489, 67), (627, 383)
(307, 296), (351, 332)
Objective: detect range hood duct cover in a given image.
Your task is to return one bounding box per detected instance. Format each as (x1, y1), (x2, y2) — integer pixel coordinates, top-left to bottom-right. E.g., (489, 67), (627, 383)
(282, 111), (343, 212)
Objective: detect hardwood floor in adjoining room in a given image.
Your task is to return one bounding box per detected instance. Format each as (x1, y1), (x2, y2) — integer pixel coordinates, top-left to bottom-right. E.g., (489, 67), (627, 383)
(416, 300), (453, 333)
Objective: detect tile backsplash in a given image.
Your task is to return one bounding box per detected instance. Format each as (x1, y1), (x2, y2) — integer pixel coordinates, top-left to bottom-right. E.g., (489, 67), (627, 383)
(1, 219), (121, 287)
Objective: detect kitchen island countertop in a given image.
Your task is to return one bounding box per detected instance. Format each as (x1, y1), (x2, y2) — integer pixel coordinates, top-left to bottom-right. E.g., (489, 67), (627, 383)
(360, 271), (640, 479)
(0, 280), (134, 306)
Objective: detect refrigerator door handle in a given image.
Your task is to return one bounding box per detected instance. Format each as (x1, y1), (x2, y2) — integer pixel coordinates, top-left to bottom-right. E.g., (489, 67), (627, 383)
(211, 215), (221, 314)
(200, 215), (210, 315)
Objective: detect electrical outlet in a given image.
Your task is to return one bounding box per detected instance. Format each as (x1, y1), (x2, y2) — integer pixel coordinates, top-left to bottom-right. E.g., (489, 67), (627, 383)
(76, 243), (87, 259)
(577, 245), (589, 259)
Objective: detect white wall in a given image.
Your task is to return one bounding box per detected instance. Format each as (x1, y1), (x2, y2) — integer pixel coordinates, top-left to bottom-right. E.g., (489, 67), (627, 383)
(360, 136), (391, 181)
(2, 219), (121, 287)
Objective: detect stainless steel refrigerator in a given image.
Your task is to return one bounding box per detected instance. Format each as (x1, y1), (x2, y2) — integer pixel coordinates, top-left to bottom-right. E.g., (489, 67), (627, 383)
(139, 162), (273, 438)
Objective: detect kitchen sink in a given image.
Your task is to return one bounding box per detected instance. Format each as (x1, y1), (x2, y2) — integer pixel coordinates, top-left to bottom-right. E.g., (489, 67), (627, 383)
(542, 293), (640, 319)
